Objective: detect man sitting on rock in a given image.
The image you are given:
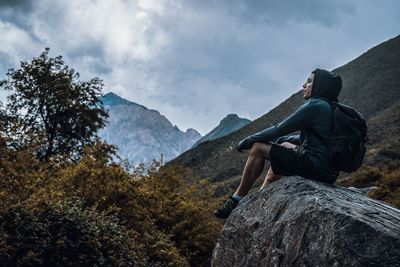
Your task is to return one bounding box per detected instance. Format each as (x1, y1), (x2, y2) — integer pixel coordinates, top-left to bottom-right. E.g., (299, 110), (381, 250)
(215, 69), (342, 219)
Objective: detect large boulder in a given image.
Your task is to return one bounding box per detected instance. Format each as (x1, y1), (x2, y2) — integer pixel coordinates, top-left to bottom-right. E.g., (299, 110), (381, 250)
(212, 176), (400, 267)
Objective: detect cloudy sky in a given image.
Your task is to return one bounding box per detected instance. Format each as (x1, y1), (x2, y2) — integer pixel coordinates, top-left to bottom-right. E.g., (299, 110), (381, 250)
(0, 0), (399, 134)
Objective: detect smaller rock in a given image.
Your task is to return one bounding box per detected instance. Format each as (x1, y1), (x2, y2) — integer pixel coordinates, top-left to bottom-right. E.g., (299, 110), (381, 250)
(347, 186), (378, 195)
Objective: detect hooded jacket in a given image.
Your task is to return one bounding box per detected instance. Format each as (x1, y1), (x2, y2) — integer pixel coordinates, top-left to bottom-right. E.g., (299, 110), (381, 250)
(237, 69), (342, 181)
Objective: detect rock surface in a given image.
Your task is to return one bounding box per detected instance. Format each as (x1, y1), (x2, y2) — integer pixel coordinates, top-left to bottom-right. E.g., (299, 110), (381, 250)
(212, 176), (400, 267)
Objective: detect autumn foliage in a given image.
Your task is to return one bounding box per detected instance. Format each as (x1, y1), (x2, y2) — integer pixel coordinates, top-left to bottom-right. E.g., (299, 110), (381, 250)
(338, 159), (400, 209)
(0, 139), (222, 266)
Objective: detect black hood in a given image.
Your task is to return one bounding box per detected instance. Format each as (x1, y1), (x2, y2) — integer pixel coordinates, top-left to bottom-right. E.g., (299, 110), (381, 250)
(311, 69), (342, 102)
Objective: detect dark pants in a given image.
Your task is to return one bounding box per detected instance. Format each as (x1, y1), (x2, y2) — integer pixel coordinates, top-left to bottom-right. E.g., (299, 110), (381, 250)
(269, 143), (336, 184)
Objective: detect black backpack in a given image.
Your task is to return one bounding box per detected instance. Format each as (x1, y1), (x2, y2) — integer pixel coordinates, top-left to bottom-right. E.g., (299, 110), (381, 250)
(311, 102), (368, 173)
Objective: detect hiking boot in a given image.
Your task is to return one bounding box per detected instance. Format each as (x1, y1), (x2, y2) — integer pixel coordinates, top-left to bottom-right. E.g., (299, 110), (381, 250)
(214, 196), (240, 219)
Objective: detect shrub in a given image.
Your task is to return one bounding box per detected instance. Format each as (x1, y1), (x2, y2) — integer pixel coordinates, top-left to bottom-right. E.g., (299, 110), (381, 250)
(339, 165), (381, 187)
(338, 160), (400, 208)
(0, 198), (142, 267)
(368, 160), (400, 208)
(0, 143), (222, 266)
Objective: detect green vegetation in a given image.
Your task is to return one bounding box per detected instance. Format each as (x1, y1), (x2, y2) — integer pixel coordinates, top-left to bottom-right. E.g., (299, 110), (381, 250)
(0, 50), (222, 266)
(0, 141), (221, 266)
(1, 198), (139, 266)
(0, 48), (108, 162)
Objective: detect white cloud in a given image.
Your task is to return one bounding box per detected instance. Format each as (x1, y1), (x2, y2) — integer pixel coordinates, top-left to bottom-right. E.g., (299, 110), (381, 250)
(0, 21), (40, 64)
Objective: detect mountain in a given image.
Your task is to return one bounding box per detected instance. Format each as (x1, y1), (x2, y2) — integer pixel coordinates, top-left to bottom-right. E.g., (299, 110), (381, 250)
(99, 92), (201, 165)
(168, 35), (400, 190)
(192, 114), (250, 148)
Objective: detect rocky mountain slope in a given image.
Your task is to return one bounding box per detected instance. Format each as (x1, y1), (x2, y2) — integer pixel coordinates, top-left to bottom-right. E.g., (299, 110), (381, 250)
(99, 92), (201, 165)
(168, 35), (400, 189)
(193, 114), (250, 148)
(212, 176), (400, 266)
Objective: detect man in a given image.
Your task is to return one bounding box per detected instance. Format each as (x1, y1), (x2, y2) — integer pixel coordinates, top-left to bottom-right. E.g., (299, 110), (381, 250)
(215, 69), (342, 219)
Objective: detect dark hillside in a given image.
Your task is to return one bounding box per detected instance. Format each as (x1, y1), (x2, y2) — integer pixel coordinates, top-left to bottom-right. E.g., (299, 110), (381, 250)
(364, 98), (400, 158)
(333, 35), (400, 118)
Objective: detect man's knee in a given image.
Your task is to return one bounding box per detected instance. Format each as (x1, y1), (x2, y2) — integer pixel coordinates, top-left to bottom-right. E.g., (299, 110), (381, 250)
(250, 142), (271, 158)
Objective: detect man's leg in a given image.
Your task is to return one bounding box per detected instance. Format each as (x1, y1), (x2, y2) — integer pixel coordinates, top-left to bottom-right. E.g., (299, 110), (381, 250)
(260, 167), (282, 190)
(215, 142), (271, 218)
(260, 142), (297, 190)
(234, 142), (272, 197)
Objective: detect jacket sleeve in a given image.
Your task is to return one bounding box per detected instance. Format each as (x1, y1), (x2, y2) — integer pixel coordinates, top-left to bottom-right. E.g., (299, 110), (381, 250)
(272, 135), (301, 145)
(237, 101), (317, 151)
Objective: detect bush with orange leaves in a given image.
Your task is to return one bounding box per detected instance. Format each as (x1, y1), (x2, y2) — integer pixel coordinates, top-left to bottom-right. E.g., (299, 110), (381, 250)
(0, 139), (221, 266)
(338, 159), (400, 209)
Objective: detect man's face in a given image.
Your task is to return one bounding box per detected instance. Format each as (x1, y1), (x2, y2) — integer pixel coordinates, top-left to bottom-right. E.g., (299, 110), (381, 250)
(302, 73), (314, 99)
